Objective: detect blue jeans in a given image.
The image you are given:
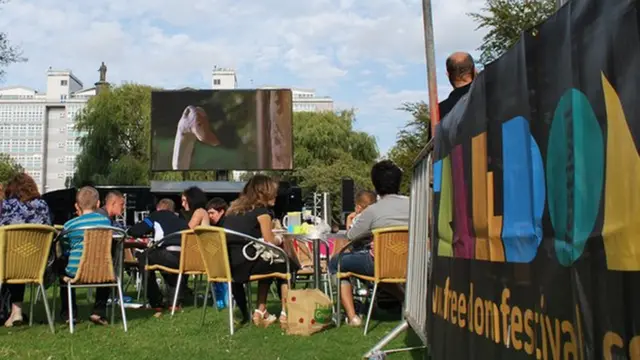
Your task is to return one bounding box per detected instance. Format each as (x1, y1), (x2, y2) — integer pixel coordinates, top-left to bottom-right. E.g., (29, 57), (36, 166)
(329, 251), (374, 285)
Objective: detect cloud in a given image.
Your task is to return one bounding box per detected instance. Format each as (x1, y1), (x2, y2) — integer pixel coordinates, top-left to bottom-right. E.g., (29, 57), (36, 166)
(0, 0), (486, 155)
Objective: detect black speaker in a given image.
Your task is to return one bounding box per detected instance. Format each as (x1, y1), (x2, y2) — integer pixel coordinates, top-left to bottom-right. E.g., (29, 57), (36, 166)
(273, 185), (301, 219)
(341, 177), (355, 213)
(288, 187), (302, 211)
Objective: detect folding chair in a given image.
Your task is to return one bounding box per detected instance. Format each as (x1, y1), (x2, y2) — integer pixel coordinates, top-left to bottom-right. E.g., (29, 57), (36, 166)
(192, 226), (235, 334)
(54, 225), (128, 334)
(0, 224), (57, 333)
(335, 226), (409, 335)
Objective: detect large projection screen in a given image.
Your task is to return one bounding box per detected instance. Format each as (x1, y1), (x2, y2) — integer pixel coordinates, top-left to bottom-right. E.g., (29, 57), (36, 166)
(150, 89), (293, 171)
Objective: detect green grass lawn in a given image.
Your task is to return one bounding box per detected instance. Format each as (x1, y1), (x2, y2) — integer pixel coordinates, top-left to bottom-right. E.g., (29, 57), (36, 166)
(0, 285), (425, 360)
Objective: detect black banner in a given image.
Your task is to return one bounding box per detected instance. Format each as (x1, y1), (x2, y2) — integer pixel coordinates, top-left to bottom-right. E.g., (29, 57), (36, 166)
(428, 0), (640, 359)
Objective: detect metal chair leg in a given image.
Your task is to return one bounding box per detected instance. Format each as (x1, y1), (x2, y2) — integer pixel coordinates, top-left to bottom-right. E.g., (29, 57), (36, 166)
(336, 276), (342, 327)
(67, 285), (74, 334)
(201, 282), (209, 326)
(52, 282), (57, 322)
(228, 281), (234, 335)
(364, 283), (378, 336)
(136, 272), (142, 301)
(34, 285), (41, 305)
(116, 279), (128, 332)
(110, 288), (116, 325)
(171, 273), (183, 316)
(40, 284), (55, 334)
(29, 284), (35, 326)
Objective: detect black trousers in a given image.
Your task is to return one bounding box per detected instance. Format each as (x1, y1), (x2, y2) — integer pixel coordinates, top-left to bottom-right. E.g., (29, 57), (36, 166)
(136, 248), (182, 308)
(6, 285), (24, 304)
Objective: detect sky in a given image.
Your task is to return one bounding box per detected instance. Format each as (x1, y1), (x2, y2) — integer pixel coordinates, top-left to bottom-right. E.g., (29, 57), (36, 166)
(0, 0), (487, 155)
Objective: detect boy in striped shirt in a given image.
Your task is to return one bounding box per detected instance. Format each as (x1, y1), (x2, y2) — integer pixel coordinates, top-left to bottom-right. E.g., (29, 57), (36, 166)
(59, 186), (111, 325)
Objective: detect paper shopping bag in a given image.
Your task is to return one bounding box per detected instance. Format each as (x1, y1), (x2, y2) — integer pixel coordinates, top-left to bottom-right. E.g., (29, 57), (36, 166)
(286, 289), (333, 336)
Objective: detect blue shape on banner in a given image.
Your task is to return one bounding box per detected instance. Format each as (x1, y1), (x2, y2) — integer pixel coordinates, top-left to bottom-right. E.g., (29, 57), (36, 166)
(433, 160), (442, 193)
(501, 116), (545, 263)
(547, 89), (604, 266)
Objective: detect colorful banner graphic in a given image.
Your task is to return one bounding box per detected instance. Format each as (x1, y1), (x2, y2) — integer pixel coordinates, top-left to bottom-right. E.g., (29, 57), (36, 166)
(427, 0), (640, 358)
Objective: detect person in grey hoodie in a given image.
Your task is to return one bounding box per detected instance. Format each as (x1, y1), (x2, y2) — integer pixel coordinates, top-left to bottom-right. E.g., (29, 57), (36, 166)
(329, 160), (409, 326)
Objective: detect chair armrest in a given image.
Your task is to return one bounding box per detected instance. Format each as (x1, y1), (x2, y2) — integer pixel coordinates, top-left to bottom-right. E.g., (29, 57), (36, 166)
(55, 225), (128, 243)
(216, 227), (292, 281)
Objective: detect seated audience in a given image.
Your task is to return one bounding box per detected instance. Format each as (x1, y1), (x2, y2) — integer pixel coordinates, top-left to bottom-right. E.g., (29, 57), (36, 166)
(181, 187), (210, 229)
(0, 173), (51, 327)
(223, 174), (298, 328)
(206, 197), (228, 226)
(329, 160), (409, 326)
(128, 199), (189, 315)
(59, 186), (112, 325)
(96, 191), (126, 229)
(345, 190), (377, 230)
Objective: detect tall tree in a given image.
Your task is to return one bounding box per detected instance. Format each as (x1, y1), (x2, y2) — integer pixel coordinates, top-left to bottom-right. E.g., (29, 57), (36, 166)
(387, 102), (431, 195)
(72, 84), (237, 186)
(246, 110), (379, 223)
(73, 84), (154, 186)
(470, 0), (556, 65)
(0, 153), (23, 185)
(0, 0), (26, 80)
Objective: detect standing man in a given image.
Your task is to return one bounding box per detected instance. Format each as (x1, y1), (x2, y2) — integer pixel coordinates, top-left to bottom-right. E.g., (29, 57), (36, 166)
(439, 52), (477, 119)
(96, 191), (125, 228)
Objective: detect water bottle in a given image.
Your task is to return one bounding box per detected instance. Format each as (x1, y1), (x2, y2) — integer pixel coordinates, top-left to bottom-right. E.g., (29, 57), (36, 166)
(214, 283), (228, 309)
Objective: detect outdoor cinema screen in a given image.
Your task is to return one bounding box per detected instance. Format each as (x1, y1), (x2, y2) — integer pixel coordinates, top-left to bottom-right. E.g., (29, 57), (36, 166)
(150, 89), (293, 171)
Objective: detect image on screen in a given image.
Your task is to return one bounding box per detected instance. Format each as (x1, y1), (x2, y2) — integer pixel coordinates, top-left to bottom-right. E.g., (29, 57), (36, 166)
(150, 89), (293, 171)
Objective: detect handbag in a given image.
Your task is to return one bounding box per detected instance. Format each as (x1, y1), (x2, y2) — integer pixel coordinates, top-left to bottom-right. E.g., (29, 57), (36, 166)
(242, 240), (285, 265)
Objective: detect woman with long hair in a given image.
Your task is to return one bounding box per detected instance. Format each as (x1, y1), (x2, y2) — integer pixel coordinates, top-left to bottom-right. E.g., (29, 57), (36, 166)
(223, 174), (296, 328)
(0, 173), (51, 327)
(181, 186), (210, 229)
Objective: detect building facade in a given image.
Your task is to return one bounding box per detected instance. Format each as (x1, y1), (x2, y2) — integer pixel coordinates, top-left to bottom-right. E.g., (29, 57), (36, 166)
(0, 69), (96, 192)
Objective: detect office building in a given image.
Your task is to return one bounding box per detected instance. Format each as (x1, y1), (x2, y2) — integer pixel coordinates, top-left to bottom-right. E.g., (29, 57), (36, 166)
(0, 68), (98, 192)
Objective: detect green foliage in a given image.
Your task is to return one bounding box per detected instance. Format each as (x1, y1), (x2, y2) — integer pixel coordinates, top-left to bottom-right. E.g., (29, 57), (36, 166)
(0, 0), (26, 80)
(73, 84), (154, 186)
(253, 110), (379, 223)
(387, 102), (431, 195)
(0, 153), (23, 186)
(469, 0), (556, 65)
(72, 83), (220, 186)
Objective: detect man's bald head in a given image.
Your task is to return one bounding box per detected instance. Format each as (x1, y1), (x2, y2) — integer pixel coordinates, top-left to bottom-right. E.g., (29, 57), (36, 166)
(446, 52), (476, 88)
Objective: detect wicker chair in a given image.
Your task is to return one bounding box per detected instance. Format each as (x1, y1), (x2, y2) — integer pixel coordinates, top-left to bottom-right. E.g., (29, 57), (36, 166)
(194, 226), (292, 333)
(0, 224), (57, 333)
(143, 230), (206, 316)
(335, 226), (409, 335)
(192, 226), (234, 334)
(54, 225), (128, 334)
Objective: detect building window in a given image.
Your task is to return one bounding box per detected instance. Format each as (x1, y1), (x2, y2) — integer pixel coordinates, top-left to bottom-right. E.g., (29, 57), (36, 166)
(61, 80), (68, 86)
(213, 79), (221, 85)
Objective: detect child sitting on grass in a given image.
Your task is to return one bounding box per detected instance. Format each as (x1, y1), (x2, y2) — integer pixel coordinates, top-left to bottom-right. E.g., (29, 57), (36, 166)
(59, 186), (112, 326)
